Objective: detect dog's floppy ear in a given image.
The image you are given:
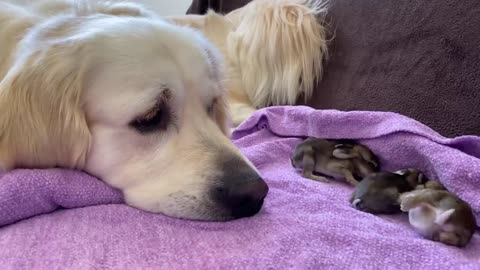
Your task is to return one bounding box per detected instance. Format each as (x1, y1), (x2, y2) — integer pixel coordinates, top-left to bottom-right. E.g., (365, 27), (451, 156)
(0, 37), (92, 169)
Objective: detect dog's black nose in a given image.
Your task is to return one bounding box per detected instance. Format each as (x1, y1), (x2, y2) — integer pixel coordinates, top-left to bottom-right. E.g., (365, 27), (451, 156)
(214, 177), (268, 218)
(213, 155), (269, 219)
(219, 177), (269, 218)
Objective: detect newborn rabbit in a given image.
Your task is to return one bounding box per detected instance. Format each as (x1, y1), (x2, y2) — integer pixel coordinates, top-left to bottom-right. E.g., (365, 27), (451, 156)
(291, 137), (379, 186)
(400, 188), (477, 247)
(350, 168), (424, 214)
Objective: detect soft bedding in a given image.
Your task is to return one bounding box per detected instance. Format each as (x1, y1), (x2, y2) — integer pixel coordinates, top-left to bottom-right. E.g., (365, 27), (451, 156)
(0, 106), (479, 269)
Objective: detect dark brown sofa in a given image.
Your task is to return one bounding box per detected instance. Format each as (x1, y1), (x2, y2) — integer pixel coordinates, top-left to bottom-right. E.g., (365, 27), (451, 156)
(187, 0), (480, 137)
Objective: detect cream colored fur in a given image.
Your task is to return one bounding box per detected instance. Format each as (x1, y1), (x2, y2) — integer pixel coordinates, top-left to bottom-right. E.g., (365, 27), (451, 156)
(167, 0), (329, 126)
(0, 0), (259, 221)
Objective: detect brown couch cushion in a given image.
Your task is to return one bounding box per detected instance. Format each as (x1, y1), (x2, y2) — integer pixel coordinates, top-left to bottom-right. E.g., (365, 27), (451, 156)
(306, 0), (480, 137)
(187, 0), (480, 137)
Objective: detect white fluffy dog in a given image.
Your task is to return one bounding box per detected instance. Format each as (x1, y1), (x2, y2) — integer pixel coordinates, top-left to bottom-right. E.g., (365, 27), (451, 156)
(167, 0), (329, 125)
(0, 0), (269, 221)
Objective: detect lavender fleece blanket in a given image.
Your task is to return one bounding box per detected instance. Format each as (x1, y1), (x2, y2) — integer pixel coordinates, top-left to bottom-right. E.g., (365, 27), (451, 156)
(1, 106), (479, 269)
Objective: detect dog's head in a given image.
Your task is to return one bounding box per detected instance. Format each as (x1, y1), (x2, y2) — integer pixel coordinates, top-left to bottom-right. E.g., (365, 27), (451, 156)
(0, 15), (268, 221)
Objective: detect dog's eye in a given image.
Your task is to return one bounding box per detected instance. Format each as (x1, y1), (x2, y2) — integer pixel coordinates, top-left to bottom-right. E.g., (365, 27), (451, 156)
(130, 102), (170, 133)
(207, 98), (218, 116)
(207, 103), (214, 115)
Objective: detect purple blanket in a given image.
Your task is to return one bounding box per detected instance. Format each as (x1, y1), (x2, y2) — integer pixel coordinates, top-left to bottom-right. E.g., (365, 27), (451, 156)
(1, 106), (479, 269)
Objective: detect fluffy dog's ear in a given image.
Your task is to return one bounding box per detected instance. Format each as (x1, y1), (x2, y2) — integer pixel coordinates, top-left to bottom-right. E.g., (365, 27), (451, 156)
(225, 0), (329, 108)
(0, 39), (91, 169)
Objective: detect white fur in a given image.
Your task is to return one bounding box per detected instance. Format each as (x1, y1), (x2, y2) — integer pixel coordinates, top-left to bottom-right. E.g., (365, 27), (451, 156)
(167, 0), (330, 125)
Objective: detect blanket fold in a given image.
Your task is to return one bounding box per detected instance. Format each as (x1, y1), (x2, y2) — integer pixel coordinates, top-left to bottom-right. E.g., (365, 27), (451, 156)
(0, 106), (479, 269)
(0, 169), (123, 227)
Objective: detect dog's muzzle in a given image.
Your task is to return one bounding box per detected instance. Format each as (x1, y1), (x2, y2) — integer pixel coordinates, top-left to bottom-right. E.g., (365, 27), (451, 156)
(212, 156), (269, 219)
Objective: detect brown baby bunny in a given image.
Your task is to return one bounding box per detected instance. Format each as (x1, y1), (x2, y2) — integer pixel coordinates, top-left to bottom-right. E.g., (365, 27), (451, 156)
(349, 169), (424, 214)
(291, 137), (379, 186)
(400, 189), (477, 247)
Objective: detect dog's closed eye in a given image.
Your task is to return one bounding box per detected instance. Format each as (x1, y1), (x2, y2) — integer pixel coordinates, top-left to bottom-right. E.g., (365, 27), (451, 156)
(207, 98), (217, 116)
(208, 97), (225, 119)
(130, 100), (170, 134)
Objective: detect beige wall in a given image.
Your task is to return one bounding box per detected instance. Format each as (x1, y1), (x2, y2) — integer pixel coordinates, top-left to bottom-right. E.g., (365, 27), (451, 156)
(139, 0), (192, 16)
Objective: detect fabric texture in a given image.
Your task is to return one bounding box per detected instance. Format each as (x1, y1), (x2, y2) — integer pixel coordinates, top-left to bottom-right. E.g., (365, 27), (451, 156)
(187, 0), (480, 137)
(1, 106), (479, 269)
(0, 169), (123, 227)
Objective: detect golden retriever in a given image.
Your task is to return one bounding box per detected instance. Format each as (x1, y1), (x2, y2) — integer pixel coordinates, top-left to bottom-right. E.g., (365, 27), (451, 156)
(167, 0), (329, 126)
(0, 0), (268, 221)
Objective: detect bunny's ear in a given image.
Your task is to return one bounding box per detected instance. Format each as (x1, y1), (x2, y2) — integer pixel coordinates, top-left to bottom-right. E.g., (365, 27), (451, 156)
(334, 144), (351, 148)
(435, 209), (455, 225)
(365, 158), (378, 169)
(408, 203), (437, 230)
(418, 173), (426, 184)
(334, 142), (356, 149)
(356, 147), (378, 168)
(332, 148), (357, 159)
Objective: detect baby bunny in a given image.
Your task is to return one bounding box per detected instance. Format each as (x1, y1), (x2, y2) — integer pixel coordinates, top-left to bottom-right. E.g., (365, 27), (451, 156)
(350, 168), (424, 214)
(400, 189), (477, 247)
(291, 137), (379, 186)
